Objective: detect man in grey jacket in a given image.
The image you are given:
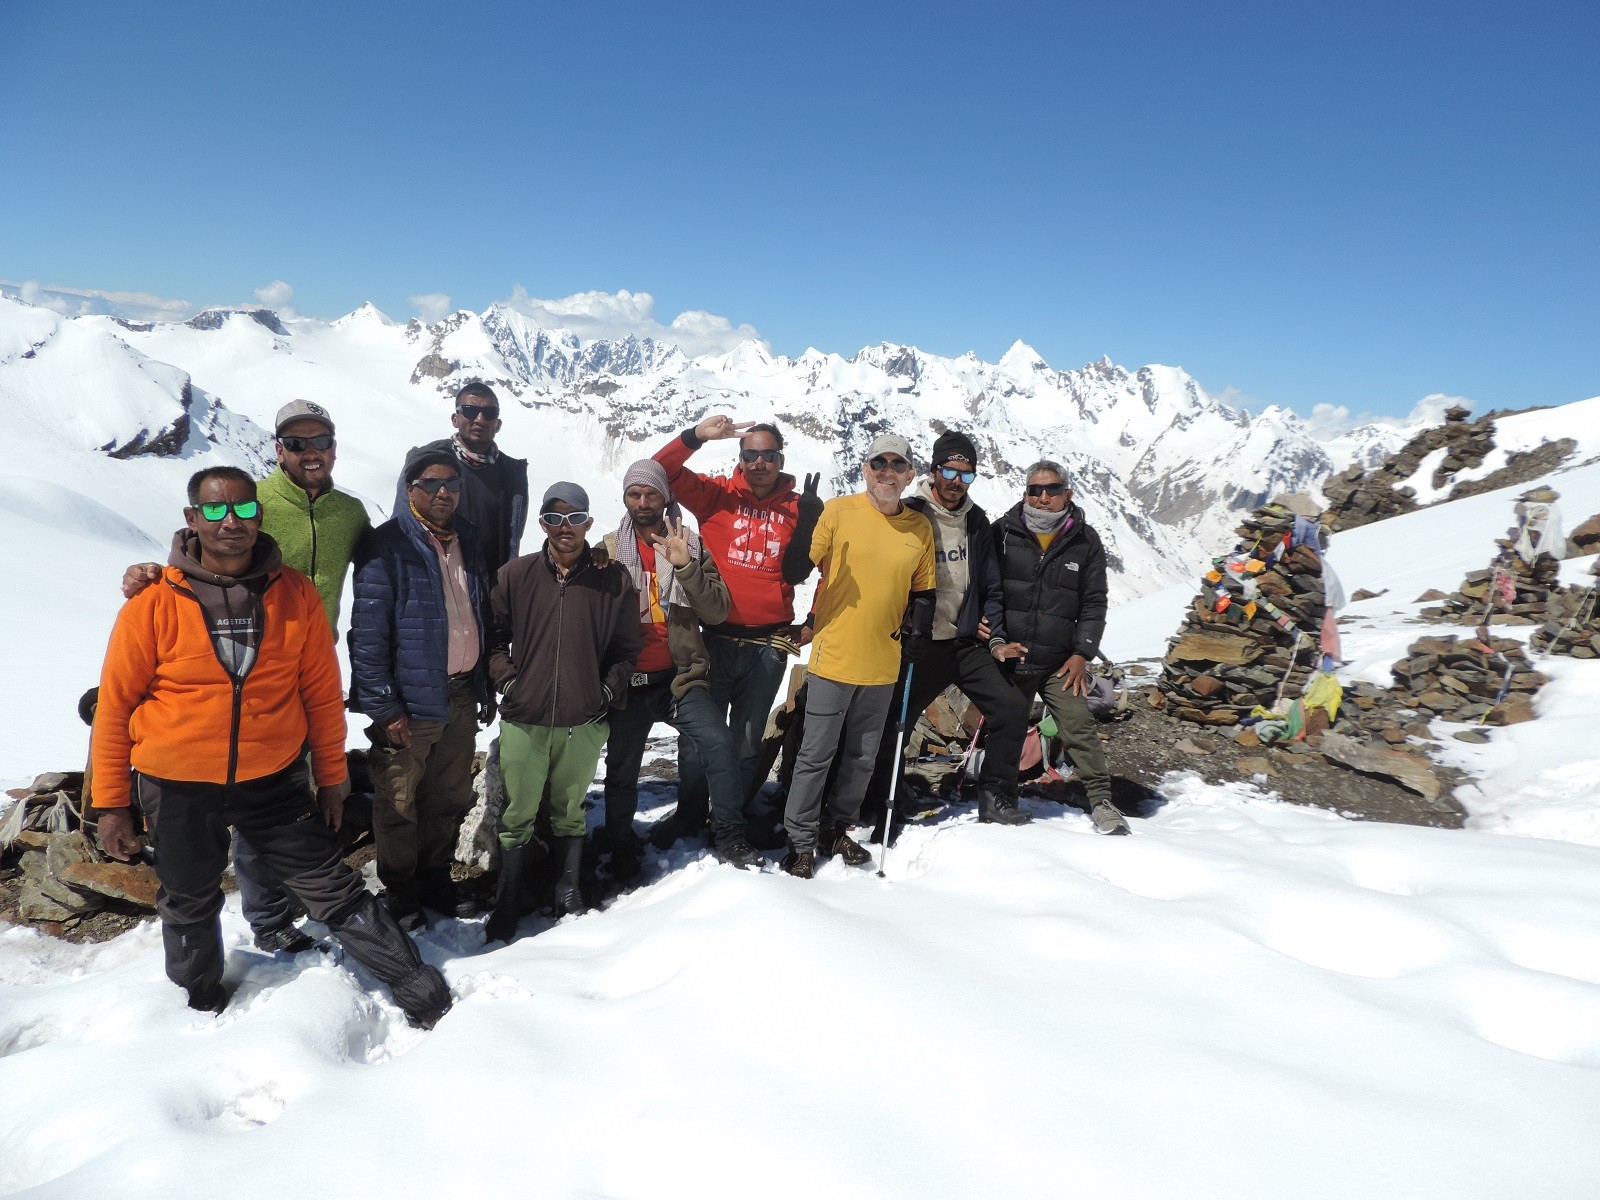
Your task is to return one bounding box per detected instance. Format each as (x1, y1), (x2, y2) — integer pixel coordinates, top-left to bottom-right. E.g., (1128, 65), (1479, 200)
(601, 460), (763, 875)
(485, 482), (642, 941)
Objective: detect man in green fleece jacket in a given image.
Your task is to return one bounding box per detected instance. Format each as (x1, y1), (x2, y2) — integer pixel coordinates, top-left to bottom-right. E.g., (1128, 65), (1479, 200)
(119, 399), (373, 952)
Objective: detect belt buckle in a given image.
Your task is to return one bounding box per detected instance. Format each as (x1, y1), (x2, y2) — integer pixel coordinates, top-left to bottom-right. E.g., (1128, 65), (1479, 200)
(631, 671), (649, 688)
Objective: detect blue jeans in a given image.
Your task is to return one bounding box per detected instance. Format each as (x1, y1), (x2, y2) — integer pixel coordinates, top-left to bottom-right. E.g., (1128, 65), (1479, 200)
(677, 634), (790, 817)
(604, 682), (745, 843)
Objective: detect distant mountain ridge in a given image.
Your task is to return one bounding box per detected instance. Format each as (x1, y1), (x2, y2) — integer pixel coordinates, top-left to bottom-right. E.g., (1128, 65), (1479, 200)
(0, 293), (1444, 600)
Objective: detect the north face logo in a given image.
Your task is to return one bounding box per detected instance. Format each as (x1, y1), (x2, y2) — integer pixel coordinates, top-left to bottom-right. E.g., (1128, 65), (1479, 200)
(1066, 562), (1080, 572)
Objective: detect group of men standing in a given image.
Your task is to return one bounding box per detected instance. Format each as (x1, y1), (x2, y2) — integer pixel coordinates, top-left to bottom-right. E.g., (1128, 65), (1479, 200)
(88, 381), (1121, 1025)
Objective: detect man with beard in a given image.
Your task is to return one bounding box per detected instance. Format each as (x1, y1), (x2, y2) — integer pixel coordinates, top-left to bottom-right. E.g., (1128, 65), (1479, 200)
(601, 460), (762, 874)
(486, 484), (641, 939)
(650, 415), (821, 847)
(989, 460), (1126, 834)
(864, 430), (1033, 829)
(779, 435), (936, 878)
(91, 467), (451, 1026)
(118, 400), (371, 954)
(351, 449), (493, 929)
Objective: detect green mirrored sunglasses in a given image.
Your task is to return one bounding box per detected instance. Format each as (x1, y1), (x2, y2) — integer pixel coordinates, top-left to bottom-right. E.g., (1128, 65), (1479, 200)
(196, 500), (261, 521)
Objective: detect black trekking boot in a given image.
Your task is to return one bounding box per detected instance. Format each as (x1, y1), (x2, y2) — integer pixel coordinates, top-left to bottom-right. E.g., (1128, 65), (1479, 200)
(383, 885), (427, 932)
(552, 835), (585, 915)
(978, 789), (1033, 826)
(648, 803), (710, 850)
(714, 831), (763, 871)
(484, 844), (528, 945)
(252, 923), (319, 955)
(419, 868), (481, 919)
(821, 821), (873, 867)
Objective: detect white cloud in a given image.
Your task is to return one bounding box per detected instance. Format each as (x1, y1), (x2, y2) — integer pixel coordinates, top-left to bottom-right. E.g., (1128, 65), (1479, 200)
(0, 278), (195, 323)
(252, 280), (295, 313)
(1404, 392), (1472, 426)
(498, 286), (765, 357)
(409, 292), (453, 323)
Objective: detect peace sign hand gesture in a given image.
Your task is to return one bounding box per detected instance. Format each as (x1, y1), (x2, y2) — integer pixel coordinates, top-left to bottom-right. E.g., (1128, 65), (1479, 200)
(694, 414), (754, 442)
(649, 515), (693, 567)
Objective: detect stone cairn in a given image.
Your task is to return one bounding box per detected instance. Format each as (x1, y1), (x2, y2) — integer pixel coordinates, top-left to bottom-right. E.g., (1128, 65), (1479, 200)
(1156, 500), (1330, 726)
(1532, 513), (1600, 658)
(1419, 487), (1566, 627)
(1386, 633), (1546, 730)
(1, 772), (159, 935)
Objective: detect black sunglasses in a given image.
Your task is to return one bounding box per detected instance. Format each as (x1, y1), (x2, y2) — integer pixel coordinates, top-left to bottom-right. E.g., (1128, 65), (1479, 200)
(937, 466), (976, 485)
(410, 476), (462, 495)
(457, 405), (500, 421)
(540, 510), (590, 527)
(1026, 483), (1067, 497)
(277, 433), (334, 452)
(740, 449), (781, 464)
(869, 455), (913, 474)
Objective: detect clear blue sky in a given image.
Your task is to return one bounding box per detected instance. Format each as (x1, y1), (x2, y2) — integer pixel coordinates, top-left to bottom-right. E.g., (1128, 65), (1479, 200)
(4, 0), (1595, 419)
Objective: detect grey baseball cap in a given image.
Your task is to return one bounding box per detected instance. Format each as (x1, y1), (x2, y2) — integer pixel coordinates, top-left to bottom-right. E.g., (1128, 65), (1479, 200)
(866, 433), (913, 463)
(274, 399), (335, 435)
(541, 481), (590, 512)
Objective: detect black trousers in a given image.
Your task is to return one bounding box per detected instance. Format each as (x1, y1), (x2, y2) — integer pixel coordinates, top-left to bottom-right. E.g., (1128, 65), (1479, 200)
(866, 638), (1029, 805)
(136, 761), (447, 1016)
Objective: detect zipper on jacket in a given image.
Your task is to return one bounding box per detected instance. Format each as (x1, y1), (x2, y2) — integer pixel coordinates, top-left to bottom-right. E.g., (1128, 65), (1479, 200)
(227, 678), (243, 785)
(307, 491), (319, 583)
(550, 572), (566, 730)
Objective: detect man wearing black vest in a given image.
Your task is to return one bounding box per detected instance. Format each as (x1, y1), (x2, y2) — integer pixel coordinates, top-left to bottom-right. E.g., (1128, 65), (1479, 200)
(989, 459), (1126, 834)
(406, 381), (529, 582)
(864, 431), (1032, 828)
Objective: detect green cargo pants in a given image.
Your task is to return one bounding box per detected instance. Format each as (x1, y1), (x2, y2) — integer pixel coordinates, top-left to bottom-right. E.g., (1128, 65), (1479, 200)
(498, 719), (609, 845)
(1013, 670), (1112, 806)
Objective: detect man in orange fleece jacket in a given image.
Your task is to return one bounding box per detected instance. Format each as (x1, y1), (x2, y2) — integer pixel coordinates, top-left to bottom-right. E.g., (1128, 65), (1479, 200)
(92, 467), (452, 1027)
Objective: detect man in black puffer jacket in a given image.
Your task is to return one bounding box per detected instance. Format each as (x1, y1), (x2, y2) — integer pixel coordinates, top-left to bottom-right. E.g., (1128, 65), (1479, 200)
(351, 448), (494, 928)
(990, 459), (1127, 834)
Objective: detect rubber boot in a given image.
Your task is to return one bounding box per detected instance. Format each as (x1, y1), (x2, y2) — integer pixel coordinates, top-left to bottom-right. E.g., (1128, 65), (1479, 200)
(484, 843), (528, 944)
(552, 835), (585, 915)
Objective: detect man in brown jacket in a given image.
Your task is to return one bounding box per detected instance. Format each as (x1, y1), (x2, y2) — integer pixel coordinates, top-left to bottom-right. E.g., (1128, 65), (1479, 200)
(601, 460), (761, 876)
(484, 482), (641, 941)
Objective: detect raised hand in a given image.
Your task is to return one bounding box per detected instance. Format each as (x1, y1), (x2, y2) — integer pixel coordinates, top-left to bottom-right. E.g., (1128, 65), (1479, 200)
(694, 414), (754, 442)
(798, 472), (823, 522)
(650, 515), (693, 567)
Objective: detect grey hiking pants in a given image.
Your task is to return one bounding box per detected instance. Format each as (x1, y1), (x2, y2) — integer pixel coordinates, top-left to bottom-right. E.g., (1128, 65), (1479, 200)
(782, 675), (895, 853)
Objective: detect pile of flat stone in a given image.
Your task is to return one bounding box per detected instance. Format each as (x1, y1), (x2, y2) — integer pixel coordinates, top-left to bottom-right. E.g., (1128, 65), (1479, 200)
(1157, 501), (1330, 725)
(1532, 560), (1600, 659)
(2, 772), (158, 934)
(1386, 633), (1545, 727)
(1418, 488), (1569, 627)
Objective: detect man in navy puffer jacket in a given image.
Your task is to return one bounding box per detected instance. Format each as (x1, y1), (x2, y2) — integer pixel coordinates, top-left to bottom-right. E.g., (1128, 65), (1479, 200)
(351, 448), (492, 928)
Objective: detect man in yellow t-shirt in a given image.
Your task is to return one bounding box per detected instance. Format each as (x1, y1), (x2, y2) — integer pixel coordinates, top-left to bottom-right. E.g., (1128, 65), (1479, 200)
(779, 434), (936, 876)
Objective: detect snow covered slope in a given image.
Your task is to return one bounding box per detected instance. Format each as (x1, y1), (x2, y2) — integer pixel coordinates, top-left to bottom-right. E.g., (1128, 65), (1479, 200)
(5, 294), (1600, 1197)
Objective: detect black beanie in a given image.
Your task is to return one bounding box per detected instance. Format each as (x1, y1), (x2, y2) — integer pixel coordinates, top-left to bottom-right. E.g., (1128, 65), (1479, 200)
(931, 430), (978, 468)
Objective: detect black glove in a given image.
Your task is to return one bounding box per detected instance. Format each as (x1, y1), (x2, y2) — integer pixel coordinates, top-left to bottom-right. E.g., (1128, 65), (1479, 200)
(797, 472), (823, 524)
(900, 630), (930, 664)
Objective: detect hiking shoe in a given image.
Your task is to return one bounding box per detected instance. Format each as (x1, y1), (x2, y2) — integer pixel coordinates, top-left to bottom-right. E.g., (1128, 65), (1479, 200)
(252, 924), (318, 955)
(186, 982), (230, 1014)
(977, 789), (1033, 826)
(1090, 799), (1130, 836)
(782, 849), (815, 879)
(419, 870), (482, 919)
(385, 892), (427, 932)
(648, 806), (710, 850)
(821, 823), (872, 868)
(714, 835), (763, 871)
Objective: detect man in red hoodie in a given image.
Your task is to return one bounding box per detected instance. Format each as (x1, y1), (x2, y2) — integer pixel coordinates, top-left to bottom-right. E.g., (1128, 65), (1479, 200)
(652, 415), (820, 846)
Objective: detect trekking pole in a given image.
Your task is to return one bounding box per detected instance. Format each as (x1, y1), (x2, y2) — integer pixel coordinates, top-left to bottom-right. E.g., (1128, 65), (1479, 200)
(877, 662), (916, 879)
